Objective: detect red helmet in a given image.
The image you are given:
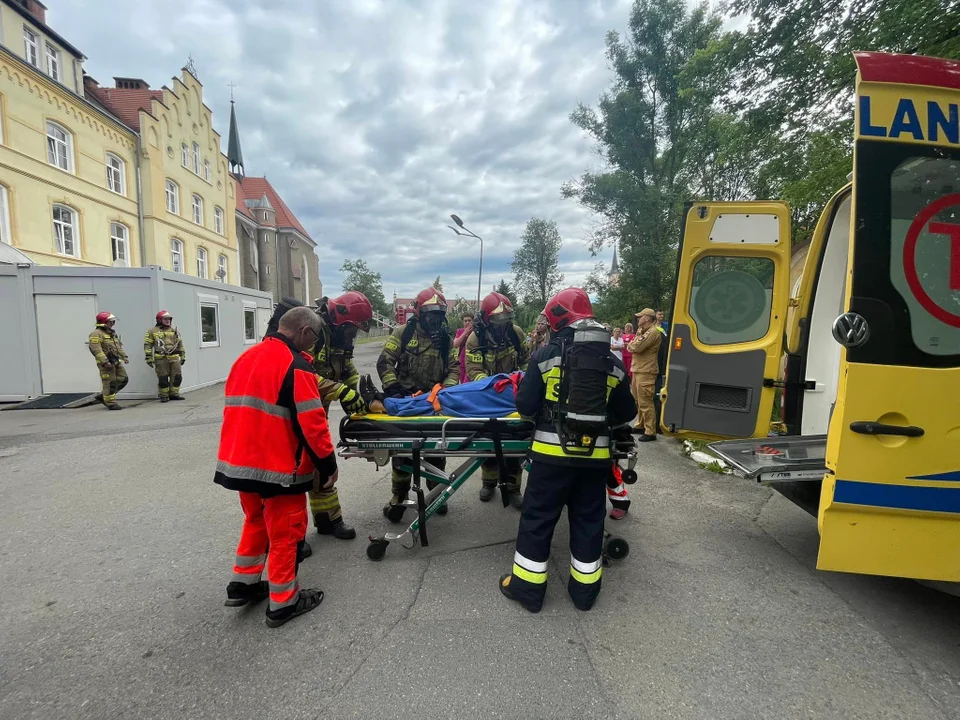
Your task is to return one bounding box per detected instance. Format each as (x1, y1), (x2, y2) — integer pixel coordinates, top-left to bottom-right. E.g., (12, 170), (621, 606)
(327, 291), (373, 330)
(412, 287), (447, 318)
(480, 292), (513, 325)
(156, 310), (173, 323)
(95, 311), (117, 324)
(543, 288), (593, 331)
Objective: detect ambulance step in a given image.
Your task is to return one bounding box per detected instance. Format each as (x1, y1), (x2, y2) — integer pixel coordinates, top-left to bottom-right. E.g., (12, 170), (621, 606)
(707, 435), (827, 482)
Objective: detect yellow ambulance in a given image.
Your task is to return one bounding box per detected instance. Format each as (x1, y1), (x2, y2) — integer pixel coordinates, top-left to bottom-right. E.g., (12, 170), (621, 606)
(662, 52), (960, 582)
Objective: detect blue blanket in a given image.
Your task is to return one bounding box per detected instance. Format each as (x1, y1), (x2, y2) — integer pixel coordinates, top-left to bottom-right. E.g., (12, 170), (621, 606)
(382, 374), (521, 418)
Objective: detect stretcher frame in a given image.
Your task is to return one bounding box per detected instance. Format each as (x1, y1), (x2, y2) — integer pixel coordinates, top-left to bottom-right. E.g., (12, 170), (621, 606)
(338, 415), (639, 561)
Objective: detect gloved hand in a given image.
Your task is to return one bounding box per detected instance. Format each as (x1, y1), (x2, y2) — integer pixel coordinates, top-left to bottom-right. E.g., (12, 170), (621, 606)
(383, 383), (406, 399)
(359, 375), (385, 405)
(180, 357), (186, 366)
(338, 386), (366, 415)
(100, 362), (113, 370)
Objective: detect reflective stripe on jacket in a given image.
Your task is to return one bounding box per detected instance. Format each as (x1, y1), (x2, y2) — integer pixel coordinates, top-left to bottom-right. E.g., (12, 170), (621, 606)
(144, 325), (185, 362)
(515, 330), (637, 467)
(88, 325), (127, 365)
(215, 333), (337, 496)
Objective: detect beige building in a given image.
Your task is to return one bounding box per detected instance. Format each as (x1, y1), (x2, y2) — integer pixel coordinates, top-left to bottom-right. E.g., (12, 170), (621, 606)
(0, 0), (238, 281)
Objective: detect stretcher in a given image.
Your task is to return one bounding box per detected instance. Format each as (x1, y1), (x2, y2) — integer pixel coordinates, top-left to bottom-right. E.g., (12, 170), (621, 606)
(338, 414), (638, 561)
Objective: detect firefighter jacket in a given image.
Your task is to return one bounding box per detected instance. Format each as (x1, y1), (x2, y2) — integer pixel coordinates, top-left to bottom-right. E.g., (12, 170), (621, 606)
(88, 325), (128, 366)
(626, 326), (662, 375)
(310, 322), (360, 410)
(377, 325), (459, 394)
(215, 333), (337, 497)
(463, 324), (530, 382)
(144, 325), (185, 364)
(515, 329), (636, 467)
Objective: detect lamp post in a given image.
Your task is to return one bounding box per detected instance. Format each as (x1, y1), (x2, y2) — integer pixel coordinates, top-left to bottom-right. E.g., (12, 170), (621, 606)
(447, 214), (483, 310)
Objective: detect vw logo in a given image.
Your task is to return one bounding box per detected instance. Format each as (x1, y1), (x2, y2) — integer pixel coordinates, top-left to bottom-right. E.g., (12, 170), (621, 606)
(831, 313), (870, 348)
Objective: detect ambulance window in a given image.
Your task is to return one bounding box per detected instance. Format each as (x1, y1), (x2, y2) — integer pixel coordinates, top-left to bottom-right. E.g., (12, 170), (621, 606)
(688, 255), (774, 345)
(889, 156), (960, 356)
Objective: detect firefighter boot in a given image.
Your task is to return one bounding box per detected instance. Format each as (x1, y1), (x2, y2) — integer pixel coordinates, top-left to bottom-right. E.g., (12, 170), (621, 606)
(224, 581), (268, 607)
(383, 490), (409, 524)
(315, 514), (357, 540)
(479, 482), (496, 502)
(106, 402), (122, 410)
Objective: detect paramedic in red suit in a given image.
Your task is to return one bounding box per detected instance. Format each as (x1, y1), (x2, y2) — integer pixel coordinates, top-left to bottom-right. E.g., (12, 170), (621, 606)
(215, 306), (337, 628)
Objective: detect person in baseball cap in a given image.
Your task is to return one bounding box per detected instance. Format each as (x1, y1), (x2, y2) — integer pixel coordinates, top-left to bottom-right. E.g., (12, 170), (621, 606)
(626, 308), (661, 440)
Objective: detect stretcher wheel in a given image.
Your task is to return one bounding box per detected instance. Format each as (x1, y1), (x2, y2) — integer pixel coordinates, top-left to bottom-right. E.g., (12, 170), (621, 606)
(366, 538), (389, 561)
(621, 469), (638, 485)
(604, 536), (629, 561)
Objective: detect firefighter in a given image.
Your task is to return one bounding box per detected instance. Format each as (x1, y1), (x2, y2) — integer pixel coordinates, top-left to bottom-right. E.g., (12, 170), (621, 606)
(465, 291), (530, 507)
(499, 288), (636, 613)
(306, 291), (373, 541)
(88, 311), (129, 410)
(377, 286), (459, 522)
(216, 306), (335, 628)
(144, 310), (186, 402)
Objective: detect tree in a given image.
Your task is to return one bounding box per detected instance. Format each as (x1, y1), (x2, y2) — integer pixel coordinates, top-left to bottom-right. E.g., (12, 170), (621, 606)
(511, 218), (564, 309)
(494, 279), (517, 307)
(433, 276), (443, 292)
(339, 258), (390, 317)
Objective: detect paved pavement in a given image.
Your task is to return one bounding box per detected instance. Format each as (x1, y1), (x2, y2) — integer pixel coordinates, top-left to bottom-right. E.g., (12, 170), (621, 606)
(2, 340), (960, 719)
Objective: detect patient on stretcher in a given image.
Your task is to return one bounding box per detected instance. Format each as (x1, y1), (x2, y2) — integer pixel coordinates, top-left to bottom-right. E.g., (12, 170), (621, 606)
(359, 372), (524, 418)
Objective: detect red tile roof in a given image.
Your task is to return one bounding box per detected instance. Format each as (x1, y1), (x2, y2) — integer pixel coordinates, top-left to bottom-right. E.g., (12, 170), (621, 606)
(86, 87), (163, 131)
(234, 178), (255, 220)
(238, 176), (312, 240)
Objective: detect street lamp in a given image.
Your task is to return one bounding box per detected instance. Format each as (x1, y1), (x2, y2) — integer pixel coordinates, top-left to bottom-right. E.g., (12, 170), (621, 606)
(447, 213), (483, 310)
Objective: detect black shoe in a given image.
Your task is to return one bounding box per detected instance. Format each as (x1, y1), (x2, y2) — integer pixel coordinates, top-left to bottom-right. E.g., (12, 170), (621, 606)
(160, 396), (169, 403)
(316, 517), (357, 540)
(169, 395), (185, 401)
(224, 581), (268, 607)
(639, 434), (657, 442)
(479, 485), (496, 502)
(508, 491), (524, 509)
(383, 502), (407, 524)
(297, 541), (313, 562)
(94, 393), (103, 403)
(106, 403), (122, 410)
(265, 588), (324, 628)
(499, 574), (541, 613)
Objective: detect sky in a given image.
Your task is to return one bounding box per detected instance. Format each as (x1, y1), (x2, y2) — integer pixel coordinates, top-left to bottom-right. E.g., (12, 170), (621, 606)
(50, 0), (641, 300)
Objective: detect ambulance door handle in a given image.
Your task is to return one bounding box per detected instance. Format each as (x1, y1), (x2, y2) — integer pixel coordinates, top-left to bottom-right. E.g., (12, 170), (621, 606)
(849, 421), (924, 438)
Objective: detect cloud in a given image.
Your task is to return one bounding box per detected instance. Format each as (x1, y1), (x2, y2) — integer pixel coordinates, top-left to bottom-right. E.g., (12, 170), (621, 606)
(50, 0), (632, 299)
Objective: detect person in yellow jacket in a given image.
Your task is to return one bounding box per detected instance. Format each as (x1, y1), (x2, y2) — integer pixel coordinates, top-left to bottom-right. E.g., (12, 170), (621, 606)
(626, 308), (662, 441)
(144, 310), (186, 402)
(88, 311), (129, 410)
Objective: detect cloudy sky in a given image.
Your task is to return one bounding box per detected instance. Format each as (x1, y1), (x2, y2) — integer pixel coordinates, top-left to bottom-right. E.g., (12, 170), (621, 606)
(52, 0), (642, 299)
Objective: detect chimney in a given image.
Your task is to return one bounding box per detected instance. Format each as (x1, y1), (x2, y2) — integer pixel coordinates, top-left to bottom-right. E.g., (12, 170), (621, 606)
(21, 0), (47, 24)
(113, 77), (150, 90)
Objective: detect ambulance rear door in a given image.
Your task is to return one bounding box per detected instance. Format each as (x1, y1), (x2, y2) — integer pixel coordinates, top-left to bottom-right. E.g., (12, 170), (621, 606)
(662, 202), (793, 441)
(817, 52), (960, 581)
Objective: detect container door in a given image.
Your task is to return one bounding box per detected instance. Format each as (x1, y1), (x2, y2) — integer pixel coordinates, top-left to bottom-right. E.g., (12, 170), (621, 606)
(662, 202), (793, 440)
(35, 294), (99, 394)
(818, 56), (960, 581)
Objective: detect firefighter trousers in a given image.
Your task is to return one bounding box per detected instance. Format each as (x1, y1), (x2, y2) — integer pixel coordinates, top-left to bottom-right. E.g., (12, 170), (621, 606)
(509, 461), (606, 612)
(98, 363), (128, 403)
(481, 457), (523, 493)
(231, 492), (308, 612)
(154, 356), (183, 398)
(391, 456), (446, 500)
(309, 476), (343, 524)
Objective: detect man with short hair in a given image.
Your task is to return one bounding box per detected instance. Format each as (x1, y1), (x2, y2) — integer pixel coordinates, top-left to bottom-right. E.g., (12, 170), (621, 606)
(216, 306), (337, 628)
(626, 308), (662, 441)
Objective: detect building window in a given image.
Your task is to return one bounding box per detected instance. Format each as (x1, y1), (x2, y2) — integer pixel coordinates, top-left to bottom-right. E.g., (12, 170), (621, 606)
(192, 194), (203, 225)
(110, 222), (129, 267)
(0, 186), (11, 245)
(45, 43), (60, 82)
(192, 142), (201, 175)
(218, 254), (228, 282)
(200, 301), (220, 346)
(23, 27), (38, 67)
(243, 305), (257, 343)
(46, 121), (72, 172)
(0, 94), (5, 145)
(181, 143), (189, 167)
(105, 153), (125, 195)
(214, 206), (224, 235)
(171, 238), (183, 273)
(165, 179), (179, 214)
(197, 246), (208, 278)
(203, 159), (211, 182)
(52, 204), (79, 257)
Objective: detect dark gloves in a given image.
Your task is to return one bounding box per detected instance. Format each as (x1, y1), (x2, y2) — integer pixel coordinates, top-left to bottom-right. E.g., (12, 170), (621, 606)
(338, 386), (366, 415)
(383, 382), (406, 399)
(180, 357), (186, 366)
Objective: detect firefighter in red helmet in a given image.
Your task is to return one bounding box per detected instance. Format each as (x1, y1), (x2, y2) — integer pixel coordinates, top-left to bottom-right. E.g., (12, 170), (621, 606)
(500, 288), (636, 613)
(464, 291), (529, 507)
(304, 290), (374, 541)
(377, 286), (459, 521)
(88, 311), (129, 410)
(144, 310), (186, 402)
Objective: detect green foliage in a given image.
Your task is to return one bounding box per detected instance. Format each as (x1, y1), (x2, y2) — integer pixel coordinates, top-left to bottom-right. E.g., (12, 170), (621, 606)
(494, 279), (518, 307)
(511, 218), (564, 309)
(339, 258), (391, 317)
(433, 276), (443, 292)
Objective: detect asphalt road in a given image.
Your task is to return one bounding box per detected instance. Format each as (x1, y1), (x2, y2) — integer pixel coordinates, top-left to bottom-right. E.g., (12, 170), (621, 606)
(2, 340), (960, 719)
